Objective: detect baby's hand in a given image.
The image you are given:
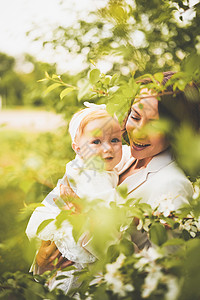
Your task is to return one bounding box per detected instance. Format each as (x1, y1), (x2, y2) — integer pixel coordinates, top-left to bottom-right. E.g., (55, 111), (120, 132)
(60, 184), (71, 200)
(60, 180), (81, 213)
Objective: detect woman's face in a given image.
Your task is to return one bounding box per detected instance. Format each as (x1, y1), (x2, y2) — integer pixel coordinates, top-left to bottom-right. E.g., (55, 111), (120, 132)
(126, 88), (169, 163)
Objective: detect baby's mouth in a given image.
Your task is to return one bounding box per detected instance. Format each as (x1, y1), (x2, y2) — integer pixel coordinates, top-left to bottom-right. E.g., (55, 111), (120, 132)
(104, 157), (114, 161)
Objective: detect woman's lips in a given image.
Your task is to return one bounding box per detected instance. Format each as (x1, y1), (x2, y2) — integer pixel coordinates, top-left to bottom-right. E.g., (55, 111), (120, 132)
(132, 140), (151, 151)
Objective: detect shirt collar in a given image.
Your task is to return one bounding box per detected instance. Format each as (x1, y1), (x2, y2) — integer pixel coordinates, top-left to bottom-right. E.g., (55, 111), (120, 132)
(119, 149), (174, 194)
(145, 148), (173, 174)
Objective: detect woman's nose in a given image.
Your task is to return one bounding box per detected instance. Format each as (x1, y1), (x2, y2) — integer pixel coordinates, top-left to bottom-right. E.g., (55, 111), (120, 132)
(133, 120), (149, 140)
(134, 127), (148, 140)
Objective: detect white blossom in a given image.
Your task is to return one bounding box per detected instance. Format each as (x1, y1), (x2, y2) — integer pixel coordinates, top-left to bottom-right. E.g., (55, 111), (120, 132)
(134, 247), (162, 270)
(106, 253), (125, 275)
(179, 218), (198, 237)
(104, 254), (134, 296)
(152, 193), (176, 217)
(142, 265), (163, 298)
(137, 219), (143, 231)
(162, 276), (180, 300)
(137, 218), (151, 232)
(104, 273), (125, 296)
(193, 184), (200, 199)
(196, 217), (200, 231)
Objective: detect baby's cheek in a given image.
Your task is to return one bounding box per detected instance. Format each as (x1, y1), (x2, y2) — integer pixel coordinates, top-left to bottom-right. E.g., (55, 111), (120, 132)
(116, 145), (123, 161)
(86, 145), (98, 158)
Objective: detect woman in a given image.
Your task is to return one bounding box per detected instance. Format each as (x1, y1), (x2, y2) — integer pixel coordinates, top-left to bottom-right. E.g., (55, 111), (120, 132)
(35, 71), (200, 269)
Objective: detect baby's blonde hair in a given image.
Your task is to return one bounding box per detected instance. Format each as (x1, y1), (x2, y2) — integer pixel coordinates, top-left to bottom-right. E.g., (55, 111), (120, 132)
(74, 109), (114, 143)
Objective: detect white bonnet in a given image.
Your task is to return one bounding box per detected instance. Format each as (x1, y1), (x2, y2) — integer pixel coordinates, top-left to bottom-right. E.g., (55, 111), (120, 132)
(69, 101), (106, 142)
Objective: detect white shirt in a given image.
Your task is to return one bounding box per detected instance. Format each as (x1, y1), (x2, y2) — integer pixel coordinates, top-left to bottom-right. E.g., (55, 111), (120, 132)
(119, 149), (193, 210)
(118, 148), (193, 249)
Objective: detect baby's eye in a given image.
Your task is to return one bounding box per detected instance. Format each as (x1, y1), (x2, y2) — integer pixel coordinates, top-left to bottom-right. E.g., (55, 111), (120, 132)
(111, 138), (120, 143)
(92, 139), (101, 144)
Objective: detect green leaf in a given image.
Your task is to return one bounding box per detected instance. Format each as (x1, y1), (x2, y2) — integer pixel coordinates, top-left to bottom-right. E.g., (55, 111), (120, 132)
(89, 59), (97, 66)
(55, 210), (71, 228)
(182, 53), (200, 79)
(129, 207), (145, 220)
(110, 73), (120, 85)
(55, 275), (70, 280)
(162, 238), (185, 247)
(53, 197), (67, 209)
(119, 238), (134, 256)
(116, 185), (128, 199)
(52, 74), (60, 79)
(101, 76), (111, 86)
(107, 244), (120, 263)
(70, 214), (87, 243)
(89, 69), (101, 84)
(60, 87), (75, 100)
(78, 81), (91, 101)
(137, 203), (152, 215)
(149, 223), (167, 246)
(112, 5), (127, 21)
(121, 86), (133, 97)
(62, 265), (77, 272)
(37, 78), (47, 82)
(36, 219), (54, 235)
(154, 72), (164, 83)
(44, 83), (61, 95)
(45, 71), (50, 78)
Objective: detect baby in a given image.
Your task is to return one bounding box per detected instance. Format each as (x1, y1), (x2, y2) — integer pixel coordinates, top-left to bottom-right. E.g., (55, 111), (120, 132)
(26, 102), (131, 294)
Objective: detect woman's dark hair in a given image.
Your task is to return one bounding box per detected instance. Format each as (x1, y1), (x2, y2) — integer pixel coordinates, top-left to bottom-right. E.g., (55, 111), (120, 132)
(158, 71), (200, 132)
(122, 71), (200, 144)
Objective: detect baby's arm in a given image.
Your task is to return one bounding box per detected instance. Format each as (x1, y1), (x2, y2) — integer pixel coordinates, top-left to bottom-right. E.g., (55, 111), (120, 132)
(26, 171), (75, 241)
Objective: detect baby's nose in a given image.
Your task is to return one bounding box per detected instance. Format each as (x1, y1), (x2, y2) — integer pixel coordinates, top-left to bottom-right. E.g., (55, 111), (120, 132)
(103, 142), (112, 152)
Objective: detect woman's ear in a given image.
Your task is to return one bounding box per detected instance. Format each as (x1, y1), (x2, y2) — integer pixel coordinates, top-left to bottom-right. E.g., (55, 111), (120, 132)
(72, 142), (80, 154)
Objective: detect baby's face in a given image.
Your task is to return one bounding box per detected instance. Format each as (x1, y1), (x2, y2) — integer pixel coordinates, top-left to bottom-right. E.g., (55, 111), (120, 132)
(77, 117), (122, 171)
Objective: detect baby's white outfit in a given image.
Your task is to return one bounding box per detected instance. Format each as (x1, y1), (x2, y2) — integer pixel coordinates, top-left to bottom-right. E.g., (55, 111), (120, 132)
(26, 147), (129, 294)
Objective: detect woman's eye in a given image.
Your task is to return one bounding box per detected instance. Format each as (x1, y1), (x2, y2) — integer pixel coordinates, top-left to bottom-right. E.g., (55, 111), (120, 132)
(111, 138), (120, 143)
(131, 114), (140, 121)
(92, 139), (101, 144)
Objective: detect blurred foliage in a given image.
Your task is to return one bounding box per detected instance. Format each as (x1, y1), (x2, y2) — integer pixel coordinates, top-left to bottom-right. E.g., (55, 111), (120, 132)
(38, 0), (200, 76)
(0, 128), (74, 276)
(1, 0), (200, 299)
(1, 0), (200, 116)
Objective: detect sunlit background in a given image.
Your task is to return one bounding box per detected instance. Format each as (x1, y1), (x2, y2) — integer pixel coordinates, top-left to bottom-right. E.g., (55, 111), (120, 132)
(0, 0), (108, 74)
(0, 1), (200, 298)
(0, 0), (198, 74)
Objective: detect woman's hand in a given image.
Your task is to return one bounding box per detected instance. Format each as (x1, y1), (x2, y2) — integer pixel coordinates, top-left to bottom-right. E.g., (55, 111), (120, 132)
(36, 240), (74, 273)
